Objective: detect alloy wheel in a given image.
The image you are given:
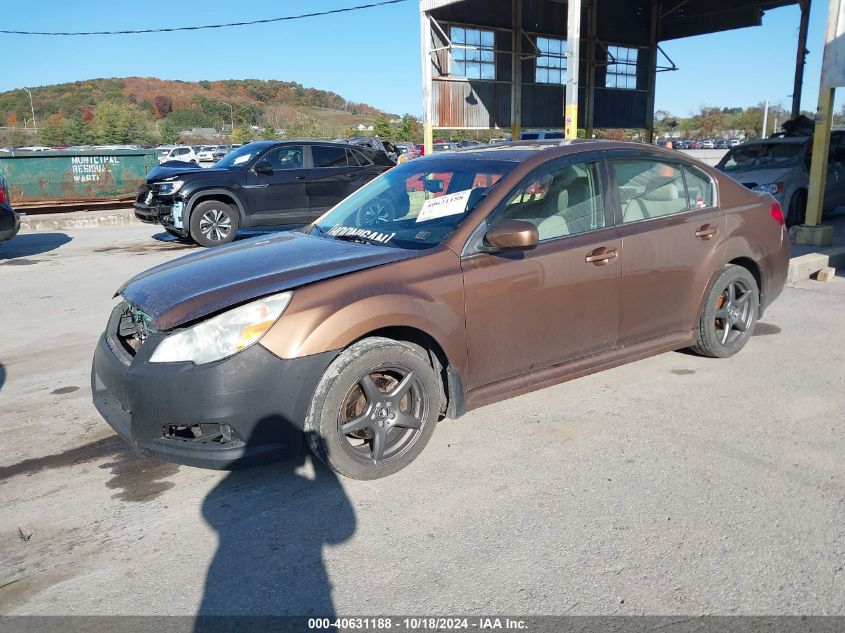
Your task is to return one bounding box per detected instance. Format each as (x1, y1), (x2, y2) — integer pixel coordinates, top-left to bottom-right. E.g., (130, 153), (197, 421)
(199, 208), (232, 243)
(714, 279), (754, 347)
(337, 365), (428, 466)
(362, 200), (392, 225)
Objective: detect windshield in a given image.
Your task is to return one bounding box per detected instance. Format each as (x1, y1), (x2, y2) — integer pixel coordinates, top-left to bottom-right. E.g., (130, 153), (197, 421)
(200, 146), (214, 152)
(215, 143), (263, 169)
(156, 148), (171, 158)
(719, 142), (805, 172)
(310, 157), (516, 250)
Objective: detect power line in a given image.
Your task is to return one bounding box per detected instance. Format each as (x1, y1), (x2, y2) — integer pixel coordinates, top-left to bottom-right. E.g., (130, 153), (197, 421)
(0, 0), (411, 36)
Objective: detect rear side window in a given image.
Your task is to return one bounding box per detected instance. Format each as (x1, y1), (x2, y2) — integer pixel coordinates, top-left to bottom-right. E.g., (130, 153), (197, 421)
(612, 160), (687, 223)
(683, 165), (715, 209)
(313, 145), (349, 168)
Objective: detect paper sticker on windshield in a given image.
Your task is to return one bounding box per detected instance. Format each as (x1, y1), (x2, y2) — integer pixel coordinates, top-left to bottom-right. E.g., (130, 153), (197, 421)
(232, 154), (251, 165)
(416, 189), (472, 223)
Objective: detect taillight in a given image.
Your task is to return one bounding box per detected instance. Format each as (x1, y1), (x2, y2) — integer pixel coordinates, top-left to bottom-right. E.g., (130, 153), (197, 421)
(0, 186), (5, 204)
(770, 201), (785, 226)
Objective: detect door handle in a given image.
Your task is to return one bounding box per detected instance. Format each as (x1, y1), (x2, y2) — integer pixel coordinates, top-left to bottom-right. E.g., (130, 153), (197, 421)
(695, 224), (718, 240)
(295, 175), (307, 181)
(585, 247), (617, 266)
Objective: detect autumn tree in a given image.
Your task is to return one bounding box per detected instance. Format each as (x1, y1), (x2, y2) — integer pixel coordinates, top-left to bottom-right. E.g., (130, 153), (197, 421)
(6, 112), (19, 128)
(232, 124), (253, 144)
(693, 106), (725, 139)
(153, 95), (173, 118)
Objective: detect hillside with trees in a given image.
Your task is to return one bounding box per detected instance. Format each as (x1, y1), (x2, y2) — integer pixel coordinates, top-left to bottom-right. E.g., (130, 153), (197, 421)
(0, 77), (398, 146)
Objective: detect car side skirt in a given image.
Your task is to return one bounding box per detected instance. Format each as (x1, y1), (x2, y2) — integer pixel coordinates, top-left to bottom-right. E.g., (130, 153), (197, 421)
(464, 330), (697, 413)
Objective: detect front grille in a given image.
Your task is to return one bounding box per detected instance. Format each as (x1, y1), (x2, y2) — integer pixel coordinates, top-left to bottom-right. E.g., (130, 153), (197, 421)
(115, 304), (153, 356)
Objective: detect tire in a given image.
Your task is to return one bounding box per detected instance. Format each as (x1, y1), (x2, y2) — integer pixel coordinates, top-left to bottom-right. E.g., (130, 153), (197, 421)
(358, 197), (395, 226)
(189, 200), (239, 247)
(787, 190), (806, 227)
(690, 264), (759, 358)
(305, 337), (442, 480)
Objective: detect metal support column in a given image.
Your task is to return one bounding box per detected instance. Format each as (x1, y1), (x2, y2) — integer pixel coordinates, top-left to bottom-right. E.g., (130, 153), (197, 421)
(511, 0), (523, 141)
(565, 0), (582, 139)
(420, 10), (435, 155)
(792, 0), (812, 119)
(645, 2), (661, 143)
(585, 0), (598, 139)
(806, 0), (841, 227)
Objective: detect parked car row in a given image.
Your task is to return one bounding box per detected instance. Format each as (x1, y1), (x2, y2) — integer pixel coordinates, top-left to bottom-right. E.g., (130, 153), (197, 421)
(671, 139), (742, 150)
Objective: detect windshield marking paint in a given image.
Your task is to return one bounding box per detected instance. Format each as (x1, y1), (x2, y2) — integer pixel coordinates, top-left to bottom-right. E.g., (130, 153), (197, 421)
(328, 225), (397, 244)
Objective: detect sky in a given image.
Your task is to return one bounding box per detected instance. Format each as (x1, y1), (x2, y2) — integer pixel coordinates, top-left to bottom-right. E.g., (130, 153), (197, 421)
(0, 0), (839, 119)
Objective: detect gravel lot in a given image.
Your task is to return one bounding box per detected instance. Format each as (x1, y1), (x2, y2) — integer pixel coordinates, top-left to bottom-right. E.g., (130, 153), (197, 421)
(1, 225), (843, 617)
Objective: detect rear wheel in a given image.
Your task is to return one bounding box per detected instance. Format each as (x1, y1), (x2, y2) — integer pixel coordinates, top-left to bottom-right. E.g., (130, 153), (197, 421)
(306, 337), (441, 480)
(787, 190), (806, 227)
(189, 200), (239, 247)
(690, 265), (759, 358)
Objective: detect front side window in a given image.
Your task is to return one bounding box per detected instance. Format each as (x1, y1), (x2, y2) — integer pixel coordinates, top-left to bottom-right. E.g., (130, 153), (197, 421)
(606, 45), (639, 90)
(497, 161), (605, 241)
(263, 145), (304, 170)
(312, 145), (349, 168)
(451, 27), (496, 80)
(311, 157), (515, 250)
(612, 160), (688, 223)
(536, 37), (567, 84)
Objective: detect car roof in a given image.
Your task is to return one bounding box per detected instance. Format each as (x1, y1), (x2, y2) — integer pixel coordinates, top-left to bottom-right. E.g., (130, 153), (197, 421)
(438, 139), (621, 162)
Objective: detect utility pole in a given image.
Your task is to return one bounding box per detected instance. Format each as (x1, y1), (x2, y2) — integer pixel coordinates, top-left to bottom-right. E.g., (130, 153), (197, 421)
(762, 100), (769, 138)
(221, 102), (235, 133)
(23, 87), (36, 131)
(564, 0), (582, 139)
(792, 0), (812, 119)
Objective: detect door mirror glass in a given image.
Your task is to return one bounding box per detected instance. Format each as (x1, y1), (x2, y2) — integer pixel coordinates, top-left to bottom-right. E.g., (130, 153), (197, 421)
(484, 220), (539, 251)
(254, 160), (274, 175)
(423, 178), (444, 193)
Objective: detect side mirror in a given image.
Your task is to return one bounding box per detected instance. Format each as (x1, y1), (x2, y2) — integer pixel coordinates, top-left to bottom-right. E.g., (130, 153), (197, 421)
(484, 220), (539, 251)
(254, 160), (273, 175)
(423, 178), (444, 193)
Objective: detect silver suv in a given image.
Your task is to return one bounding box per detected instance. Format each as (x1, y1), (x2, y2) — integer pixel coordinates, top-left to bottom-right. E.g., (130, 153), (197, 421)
(716, 132), (845, 226)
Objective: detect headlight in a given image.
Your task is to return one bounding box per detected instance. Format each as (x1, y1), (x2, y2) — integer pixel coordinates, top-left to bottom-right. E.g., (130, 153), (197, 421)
(752, 182), (783, 195)
(149, 292), (292, 364)
(153, 180), (184, 196)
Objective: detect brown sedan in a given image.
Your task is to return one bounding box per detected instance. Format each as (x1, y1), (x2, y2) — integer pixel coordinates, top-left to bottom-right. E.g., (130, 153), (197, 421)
(92, 141), (789, 479)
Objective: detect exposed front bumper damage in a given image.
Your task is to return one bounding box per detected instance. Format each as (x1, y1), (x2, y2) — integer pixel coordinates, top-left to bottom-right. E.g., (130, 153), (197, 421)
(91, 302), (338, 469)
(133, 185), (189, 236)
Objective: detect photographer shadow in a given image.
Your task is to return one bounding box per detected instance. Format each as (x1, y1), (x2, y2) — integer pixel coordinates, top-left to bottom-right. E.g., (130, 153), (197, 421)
(196, 417), (355, 632)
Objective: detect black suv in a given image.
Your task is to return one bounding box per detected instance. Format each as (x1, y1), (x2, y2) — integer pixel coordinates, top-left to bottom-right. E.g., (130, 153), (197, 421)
(134, 140), (393, 247)
(0, 174), (20, 243)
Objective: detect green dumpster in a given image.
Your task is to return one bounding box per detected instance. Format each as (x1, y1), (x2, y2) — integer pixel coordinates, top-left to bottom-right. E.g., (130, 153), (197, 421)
(0, 149), (158, 206)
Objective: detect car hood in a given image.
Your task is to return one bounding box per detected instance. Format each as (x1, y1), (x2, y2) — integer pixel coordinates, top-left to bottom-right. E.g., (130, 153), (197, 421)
(146, 163), (227, 182)
(717, 166), (796, 187)
(118, 232), (419, 330)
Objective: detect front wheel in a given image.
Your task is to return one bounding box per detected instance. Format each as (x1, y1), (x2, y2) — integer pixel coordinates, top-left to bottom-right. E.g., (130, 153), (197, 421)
(690, 265), (759, 358)
(306, 337), (442, 480)
(189, 200), (239, 247)
(787, 190), (806, 227)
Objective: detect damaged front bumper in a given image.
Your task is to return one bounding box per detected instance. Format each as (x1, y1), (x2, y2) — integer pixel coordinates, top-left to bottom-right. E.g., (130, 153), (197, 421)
(91, 302), (338, 469)
(133, 185), (189, 236)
